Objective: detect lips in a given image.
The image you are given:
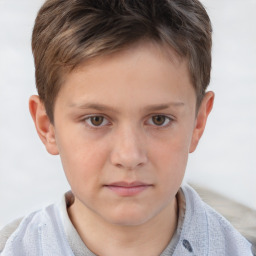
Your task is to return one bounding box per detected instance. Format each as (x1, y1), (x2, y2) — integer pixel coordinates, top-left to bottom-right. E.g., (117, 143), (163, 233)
(104, 181), (152, 196)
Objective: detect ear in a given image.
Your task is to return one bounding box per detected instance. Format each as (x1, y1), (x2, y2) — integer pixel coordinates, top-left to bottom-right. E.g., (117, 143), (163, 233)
(189, 91), (214, 153)
(29, 95), (59, 155)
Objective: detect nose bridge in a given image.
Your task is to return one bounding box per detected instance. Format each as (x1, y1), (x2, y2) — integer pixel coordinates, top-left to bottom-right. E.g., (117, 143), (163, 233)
(110, 123), (147, 169)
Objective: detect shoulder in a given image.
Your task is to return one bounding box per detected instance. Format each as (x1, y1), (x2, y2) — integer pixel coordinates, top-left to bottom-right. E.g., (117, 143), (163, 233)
(0, 218), (23, 253)
(176, 184), (254, 256)
(0, 204), (73, 255)
(191, 183), (256, 255)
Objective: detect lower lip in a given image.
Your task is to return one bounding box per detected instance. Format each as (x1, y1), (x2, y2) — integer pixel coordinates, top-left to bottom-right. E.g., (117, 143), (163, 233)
(105, 185), (151, 196)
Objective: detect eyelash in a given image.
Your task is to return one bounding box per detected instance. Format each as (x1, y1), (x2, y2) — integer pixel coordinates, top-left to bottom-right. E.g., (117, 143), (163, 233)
(83, 115), (174, 129)
(146, 115), (174, 127)
(84, 115), (111, 128)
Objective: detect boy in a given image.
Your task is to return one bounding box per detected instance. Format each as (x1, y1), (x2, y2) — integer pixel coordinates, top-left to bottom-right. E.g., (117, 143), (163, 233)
(0, 0), (254, 255)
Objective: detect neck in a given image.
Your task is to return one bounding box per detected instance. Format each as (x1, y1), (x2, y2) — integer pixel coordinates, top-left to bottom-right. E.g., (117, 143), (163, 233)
(68, 197), (178, 256)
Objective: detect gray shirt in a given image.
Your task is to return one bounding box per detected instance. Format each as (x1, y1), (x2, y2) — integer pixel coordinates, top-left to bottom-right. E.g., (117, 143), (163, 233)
(0, 184), (253, 255)
(60, 189), (186, 256)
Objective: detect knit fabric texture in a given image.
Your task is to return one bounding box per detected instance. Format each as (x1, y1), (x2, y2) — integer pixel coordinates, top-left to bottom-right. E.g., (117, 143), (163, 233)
(0, 184), (253, 256)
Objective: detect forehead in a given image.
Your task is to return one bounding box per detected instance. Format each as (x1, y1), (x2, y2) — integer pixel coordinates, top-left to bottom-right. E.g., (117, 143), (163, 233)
(55, 41), (196, 112)
(74, 41), (185, 76)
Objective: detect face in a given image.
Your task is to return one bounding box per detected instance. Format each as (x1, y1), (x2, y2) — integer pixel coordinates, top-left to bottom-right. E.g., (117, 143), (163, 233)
(39, 42), (211, 226)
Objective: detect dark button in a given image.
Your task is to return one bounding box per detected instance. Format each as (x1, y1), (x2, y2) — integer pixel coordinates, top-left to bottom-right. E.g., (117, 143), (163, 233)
(182, 239), (193, 253)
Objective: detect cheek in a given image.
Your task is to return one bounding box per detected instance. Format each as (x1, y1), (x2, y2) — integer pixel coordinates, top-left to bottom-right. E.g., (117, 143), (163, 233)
(56, 133), (109, 187)
(152, 132), (190, 165)
(149, 130), (191, 184)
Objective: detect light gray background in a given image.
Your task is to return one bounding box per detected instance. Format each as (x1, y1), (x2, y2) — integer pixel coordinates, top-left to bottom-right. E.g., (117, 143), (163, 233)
(0, 0), (255, 227)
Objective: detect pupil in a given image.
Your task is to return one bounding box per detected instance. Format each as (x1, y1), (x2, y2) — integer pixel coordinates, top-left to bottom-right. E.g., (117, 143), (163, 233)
(91, 116), (103, 126)
(153, 116), (165, 125)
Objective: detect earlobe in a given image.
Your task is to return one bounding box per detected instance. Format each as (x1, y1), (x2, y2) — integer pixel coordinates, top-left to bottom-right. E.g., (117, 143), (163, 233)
(29, 95), (59, 155)
(189, 91), (214, 153)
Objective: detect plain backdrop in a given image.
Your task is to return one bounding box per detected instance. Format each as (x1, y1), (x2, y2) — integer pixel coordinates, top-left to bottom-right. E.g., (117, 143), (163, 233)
(0, 0), (256, 228)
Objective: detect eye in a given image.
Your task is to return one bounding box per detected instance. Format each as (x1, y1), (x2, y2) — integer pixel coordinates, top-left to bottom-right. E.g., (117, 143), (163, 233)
(85, 116), (109, 127)
(148, 115), (172, 127)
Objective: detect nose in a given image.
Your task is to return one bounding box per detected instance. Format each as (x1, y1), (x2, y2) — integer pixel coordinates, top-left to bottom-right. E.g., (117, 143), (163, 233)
(110, 125), (148, 170)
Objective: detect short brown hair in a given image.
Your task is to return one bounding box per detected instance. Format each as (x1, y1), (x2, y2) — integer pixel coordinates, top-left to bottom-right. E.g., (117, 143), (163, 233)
(32, 0), (212, 122)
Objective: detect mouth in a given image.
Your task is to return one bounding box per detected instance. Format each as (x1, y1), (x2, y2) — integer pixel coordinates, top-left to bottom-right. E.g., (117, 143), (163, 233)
(104, 181), (153, 197)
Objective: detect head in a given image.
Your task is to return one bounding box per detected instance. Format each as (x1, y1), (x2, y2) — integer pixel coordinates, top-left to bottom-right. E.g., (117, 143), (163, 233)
(30, 0), (214, 226)
(32, 0), (212, 123)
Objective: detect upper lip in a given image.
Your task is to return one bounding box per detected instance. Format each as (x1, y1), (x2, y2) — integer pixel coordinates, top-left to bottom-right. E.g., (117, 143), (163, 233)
(106, 181), (151, 187)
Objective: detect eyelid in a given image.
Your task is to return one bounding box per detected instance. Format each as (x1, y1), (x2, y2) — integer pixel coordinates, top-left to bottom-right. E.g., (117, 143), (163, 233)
(81, 114), (174, 128)
(146, 114), (175, 127)
(83, 114), (111, 128)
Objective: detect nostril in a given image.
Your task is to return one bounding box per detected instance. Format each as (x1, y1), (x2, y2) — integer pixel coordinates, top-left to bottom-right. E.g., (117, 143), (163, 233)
(110, 141), (148, 170)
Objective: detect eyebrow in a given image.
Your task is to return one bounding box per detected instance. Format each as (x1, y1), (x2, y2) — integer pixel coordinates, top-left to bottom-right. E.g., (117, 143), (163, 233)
(69, 103), (119, 112)
(144, 102), (184, 112)
(69, 101), (184, 112)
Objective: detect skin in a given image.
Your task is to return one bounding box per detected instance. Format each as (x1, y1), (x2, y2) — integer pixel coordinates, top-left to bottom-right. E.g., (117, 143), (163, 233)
(29, 41), (214, 256)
